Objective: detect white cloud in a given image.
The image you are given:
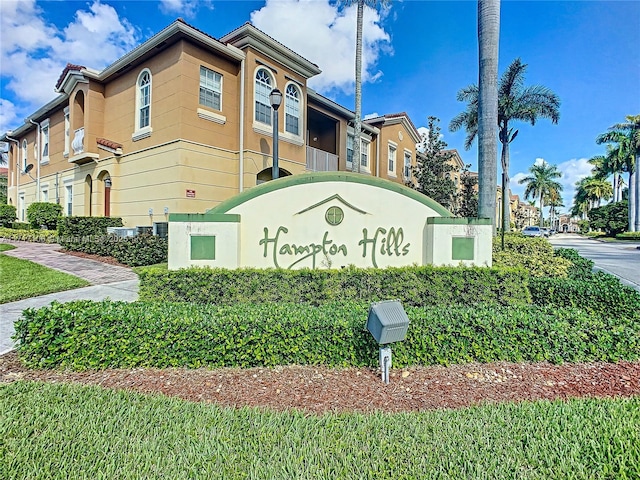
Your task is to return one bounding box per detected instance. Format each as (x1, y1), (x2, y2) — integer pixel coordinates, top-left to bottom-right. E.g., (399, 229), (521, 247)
(159, 0), (212, 18)
(0, 0), (139, 129)
(250, 0), (391, 95)
(0, 99), (20, 134)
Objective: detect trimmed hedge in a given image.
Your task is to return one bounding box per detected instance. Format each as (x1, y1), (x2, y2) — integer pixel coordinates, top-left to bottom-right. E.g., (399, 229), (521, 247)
(57, 216), (123, 254)
(553, 247), (594, 279)
(14, 301), (640, 370)
(0, 204), (16, 227)
(492, 235), (571, 277)
(616, 232), (640, 240)
(138, 265), (531, 307)
(0, 227), (59, 243)
(530, 271), (640, 320)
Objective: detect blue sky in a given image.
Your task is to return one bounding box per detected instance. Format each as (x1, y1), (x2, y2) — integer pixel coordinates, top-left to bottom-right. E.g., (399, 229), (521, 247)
(1, 0), (639, 212)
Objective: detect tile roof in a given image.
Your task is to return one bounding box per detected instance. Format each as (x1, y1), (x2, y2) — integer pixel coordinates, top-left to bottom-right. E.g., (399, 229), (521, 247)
(97, 138), (123, 150)
(55, 63), (86, 90)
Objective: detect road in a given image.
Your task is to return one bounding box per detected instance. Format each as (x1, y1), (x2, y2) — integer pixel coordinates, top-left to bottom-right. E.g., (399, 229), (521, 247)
(548, 234), (640, 292)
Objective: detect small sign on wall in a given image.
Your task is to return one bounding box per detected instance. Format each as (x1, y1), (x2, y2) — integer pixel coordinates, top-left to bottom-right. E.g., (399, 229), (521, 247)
(186, 189), (196, 198)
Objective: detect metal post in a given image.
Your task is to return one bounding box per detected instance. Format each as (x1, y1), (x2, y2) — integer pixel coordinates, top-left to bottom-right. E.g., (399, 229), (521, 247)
(272, 108), (279, 180)
(380, 346), (392, 384)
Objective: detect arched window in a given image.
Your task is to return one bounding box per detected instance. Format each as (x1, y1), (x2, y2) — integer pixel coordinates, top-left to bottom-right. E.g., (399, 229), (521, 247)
(135, 69), (152, 135)
(254, 68), (273, 125)
(285, 84), (300, 136)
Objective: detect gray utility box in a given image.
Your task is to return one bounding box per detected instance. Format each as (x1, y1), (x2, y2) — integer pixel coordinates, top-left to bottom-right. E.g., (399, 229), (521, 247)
(366, 300), (410, 345)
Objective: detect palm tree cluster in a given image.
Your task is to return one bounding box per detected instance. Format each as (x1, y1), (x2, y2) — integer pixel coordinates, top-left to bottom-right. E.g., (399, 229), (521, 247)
(450, 58), (560, 231)
(582, 115), (640, 232)
(518, 161), (562, 227)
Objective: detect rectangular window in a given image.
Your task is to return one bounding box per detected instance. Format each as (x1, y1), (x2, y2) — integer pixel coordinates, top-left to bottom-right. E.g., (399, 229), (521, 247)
(360, 139), (370, 169)
(66, 185), (73, 216)
(41, 121), (50, 162)
(388, 144), (396, 174)
(346, 135), (354, 168)
(199, 66), (222, 111)
(404, 151), (412, 179)
(19, 193), (25, 221)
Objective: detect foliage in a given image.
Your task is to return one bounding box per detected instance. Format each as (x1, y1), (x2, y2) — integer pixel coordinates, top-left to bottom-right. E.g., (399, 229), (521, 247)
(553, 247), (594, 279)
(14, 300), (640, 370)
(616, 231), (640, 240)
(411, 116), (457, 210)
(26, 202), (63, 230)
(11, 222), (31, 230)
(589, 200), (628, 235)
(0, 227), (59, 243)
(492, 235), (571, 277)
(111, 234), (168, 267)
(57, 216), (123, 253)
(0, 251), (89, 303)
(0, 172), (6, 204)
(529, 271), (640, 320)
(3, 382), (639, 480)
(455, 165), (478, 217)
(577, 219), (590, 233)
(138, 265), (531, 307)
(518, 161), (562, 226)
(0, 204), (16, 227)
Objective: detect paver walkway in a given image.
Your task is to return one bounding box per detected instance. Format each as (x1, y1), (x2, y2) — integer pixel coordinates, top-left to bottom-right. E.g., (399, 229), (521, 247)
(1, 241), (139, 355)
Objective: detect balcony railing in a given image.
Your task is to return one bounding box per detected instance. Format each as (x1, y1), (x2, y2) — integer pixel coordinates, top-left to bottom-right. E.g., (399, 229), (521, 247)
(306, 146), (338, 172)
(72, 127), (84, 155)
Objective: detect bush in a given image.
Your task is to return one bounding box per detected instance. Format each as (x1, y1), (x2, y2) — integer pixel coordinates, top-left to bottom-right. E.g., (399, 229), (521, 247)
(14, 301), (639, 370)
(0, 227), (58, 243)
(26, 202), (62, 230)
(11, 222), (31, 230)
(57, 216), (123, 254)
(138, 265), (531, 307)
(589, 201), (628, 236)
(529, 271), (640, 320)
(553, 247), (594, 279)
(577, 220), (590, 233)
(492, 235), (571, 277)
(0, 204), (16, 227)
(616, 231), (640, 240)
(111, 234), (168, 267)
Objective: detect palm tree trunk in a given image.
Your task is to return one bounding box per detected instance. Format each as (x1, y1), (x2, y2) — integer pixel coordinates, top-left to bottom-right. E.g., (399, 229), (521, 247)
(539, 193), (544, 227)
(612, 174), (617, 203)
(629, 170), (637, 232)
(477, 0), (500, 232)
(353, 0), (364, 174)
(634, 155), (640, 231)
(500, 138), (510, 231)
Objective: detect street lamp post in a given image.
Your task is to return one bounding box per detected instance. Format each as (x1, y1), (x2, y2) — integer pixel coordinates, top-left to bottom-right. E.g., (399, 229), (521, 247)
(269, 88), (283, 180)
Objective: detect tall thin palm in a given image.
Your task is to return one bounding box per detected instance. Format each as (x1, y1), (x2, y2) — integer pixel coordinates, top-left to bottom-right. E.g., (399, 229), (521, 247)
(518, 162), (562, 227)
(345, 0), (386, 174)
(450, 58), (560, 232)
(589, 147), (624, 202)
(476, 0), (500, 230)
(597, 115), (640, 231)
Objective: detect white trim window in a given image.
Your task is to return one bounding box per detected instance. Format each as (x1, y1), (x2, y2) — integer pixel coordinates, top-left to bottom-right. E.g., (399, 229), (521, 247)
(254, 68), (273, 126)
(346, 134), (354, 169)
(285, 83), (300, 136)
(387, 143), (397, 176)
(404, 150), (412, 180)
(41, 185), (49, 203)
(133, 69), (152, 140)
(19, 192), (25, 221)
(199, 66), (222, 111)
(21, 139), (27, 173)
(64, 107), (70, 156)
(360, 139), (370, 170)
(65, 183), (73, 216)
(41, 119), (50, 163)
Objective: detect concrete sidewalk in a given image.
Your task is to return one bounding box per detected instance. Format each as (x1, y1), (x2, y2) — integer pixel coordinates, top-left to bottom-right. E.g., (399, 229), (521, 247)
(1, 241), (140, 355)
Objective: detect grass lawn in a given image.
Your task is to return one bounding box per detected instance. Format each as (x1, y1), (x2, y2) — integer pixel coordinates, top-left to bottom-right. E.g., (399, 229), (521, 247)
(1, 381), (638, 480)
(0, 244), (89, 303)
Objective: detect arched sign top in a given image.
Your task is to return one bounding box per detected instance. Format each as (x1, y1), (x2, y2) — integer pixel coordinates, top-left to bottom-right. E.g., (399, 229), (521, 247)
(207, 172), (452, 217)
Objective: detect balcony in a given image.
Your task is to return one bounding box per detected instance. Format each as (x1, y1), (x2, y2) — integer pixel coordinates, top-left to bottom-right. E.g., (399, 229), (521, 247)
(306, 146), (338, 172)
(69, 127), (98, 165)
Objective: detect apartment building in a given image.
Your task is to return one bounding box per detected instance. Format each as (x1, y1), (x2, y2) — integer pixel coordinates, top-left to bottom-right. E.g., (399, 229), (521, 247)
(2, 19), (422, 228)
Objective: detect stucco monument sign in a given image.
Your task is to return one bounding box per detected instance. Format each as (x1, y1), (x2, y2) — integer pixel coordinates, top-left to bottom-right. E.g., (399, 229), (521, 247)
(168, 172), (492, 270)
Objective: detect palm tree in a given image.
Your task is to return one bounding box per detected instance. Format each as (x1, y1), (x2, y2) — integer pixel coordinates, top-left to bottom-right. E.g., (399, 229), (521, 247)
(476, 0), (500, 230)
(596, 115), (640, 231)
(545, 187), (564, 231)
(582, 176), (613, 208)
(518, 161), (562, 227)
(345, 0), (387, 174)
(450, 58), (560, 232)
(589, 147), (625, 203)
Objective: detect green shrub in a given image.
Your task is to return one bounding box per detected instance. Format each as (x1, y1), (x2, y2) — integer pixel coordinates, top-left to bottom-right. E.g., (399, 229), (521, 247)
(138, 265), (531, 307)
(14, 301), (639, 370)
(553, 247), (594, 279)
(616, 231), (640, 240)
(26, 202), (62, 230)
(492, 250), (571, 277)
(577, 219), (590, 233)
(589, 200), (628, 236)
(0, 204), (16, 227)
(57, 216), (123, 255)
(11, 222), (31, 230)
(0, 227), (58, 243)
(492, 234), (552, 256)
(111, 234), (168, 267)
(529, 271), (640, 320)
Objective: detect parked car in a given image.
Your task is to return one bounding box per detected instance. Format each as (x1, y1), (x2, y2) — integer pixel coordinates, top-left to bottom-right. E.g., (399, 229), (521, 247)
(522, 226), (543, 237)
(541, 228), (551, 237)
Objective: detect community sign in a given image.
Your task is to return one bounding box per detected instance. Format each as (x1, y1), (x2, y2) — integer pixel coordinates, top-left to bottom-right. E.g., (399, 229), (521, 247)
(168, 172), (492, 270)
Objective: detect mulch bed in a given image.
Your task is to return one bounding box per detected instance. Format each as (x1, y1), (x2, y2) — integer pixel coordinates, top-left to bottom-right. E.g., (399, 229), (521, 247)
(2, 351), (638, 413)
(57, 249), (131, 267)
